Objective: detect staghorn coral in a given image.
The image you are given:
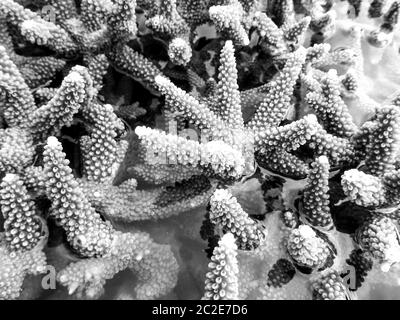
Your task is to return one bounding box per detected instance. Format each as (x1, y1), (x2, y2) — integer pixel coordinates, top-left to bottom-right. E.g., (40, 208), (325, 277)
(57, 230), (178, 299)
(355, 215), (400, 272)
(81, 174), (215, 221)
(0, 174), (42, 252)
(19, 57), (66, 89)
(42, 136), (179, 298)
(203, 233), (239, 300)
(0, 128), (34, 173)
(146, 0), (189, 39)
(304, 69), (357, 138)
(0, 45), (35, 127)
(209, 189), (265, 250)
(168, 37), (192, 66)
(286, 224), (334, 271)
(311, 270), (349, 300)
(1, 0), (400, 302)
(209, 0), (250, 46)
(29, 66), (94, 140)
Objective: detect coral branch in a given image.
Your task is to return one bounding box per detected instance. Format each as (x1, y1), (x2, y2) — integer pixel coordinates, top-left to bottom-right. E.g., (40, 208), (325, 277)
(0, 46), (35, 127)
(303, 156), (333, 228)
(203, 233), (239, 300)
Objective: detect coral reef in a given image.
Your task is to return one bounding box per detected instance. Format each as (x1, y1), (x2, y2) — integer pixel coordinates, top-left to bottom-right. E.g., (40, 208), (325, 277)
(1, 0), (400, 301)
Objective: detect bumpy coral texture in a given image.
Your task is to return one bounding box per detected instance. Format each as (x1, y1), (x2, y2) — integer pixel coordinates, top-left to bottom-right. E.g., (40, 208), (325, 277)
(2, 0), (400, 301)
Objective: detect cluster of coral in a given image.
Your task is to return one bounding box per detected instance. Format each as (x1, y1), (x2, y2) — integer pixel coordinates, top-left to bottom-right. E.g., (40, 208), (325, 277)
(1, 0), (400, 300)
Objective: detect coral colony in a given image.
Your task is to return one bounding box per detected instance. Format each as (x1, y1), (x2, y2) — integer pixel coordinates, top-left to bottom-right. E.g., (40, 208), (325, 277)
(1, 0), (400, 302)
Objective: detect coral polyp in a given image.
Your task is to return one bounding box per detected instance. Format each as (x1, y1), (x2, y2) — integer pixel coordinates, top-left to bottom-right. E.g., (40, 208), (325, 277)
(1, 0), (400, 301)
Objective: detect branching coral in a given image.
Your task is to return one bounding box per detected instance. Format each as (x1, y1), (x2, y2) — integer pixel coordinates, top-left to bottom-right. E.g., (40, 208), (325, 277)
(0, 174), (42, 251)
(30, 66), (94, 140)
(305, 69), (357, 138)
(19, 57), (66, 89)
(286, 225), (333, 271)
(0, 46), (35, 127)
(209, 189), (265, 250)
(203, 233), (239, 300)
(355, 216), (400, 271)
(363, 106), (400, 176)
(311, 270), (348, 300)
(57, 230), (178, 299)
(146, 0), (189, 39)
(209, 1), (250, 46)
(247, 47), (307, 130)
(134, 126), (246, 179)
(1, 0), (400, 301)
(42, 136), (179, 298)
(43, 137), (115, 258)
(81, 174), (215, 221)
(302, 156), (332, 228)
(0, 174), (47, 300)
(0, 128), (34, 173)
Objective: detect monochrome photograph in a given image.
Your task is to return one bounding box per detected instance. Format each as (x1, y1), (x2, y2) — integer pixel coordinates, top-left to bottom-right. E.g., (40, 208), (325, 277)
(0, 0), (400, 303)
